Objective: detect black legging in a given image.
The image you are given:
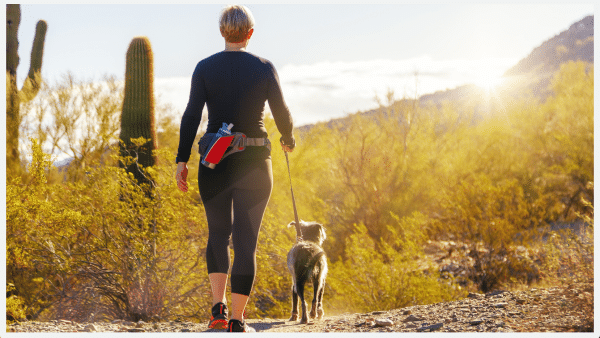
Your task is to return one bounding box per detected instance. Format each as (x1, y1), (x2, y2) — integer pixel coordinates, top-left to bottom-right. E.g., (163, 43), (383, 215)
(199, 156), (273, 296)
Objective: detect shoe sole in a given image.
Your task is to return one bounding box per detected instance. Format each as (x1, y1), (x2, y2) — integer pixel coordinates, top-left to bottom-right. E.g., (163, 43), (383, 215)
(209, 319), (228, 330)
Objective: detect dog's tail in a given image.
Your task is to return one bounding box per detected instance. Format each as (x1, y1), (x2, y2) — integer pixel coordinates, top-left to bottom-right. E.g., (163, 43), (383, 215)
(297, 250), (326, 283)
(288, 220), (305, 228)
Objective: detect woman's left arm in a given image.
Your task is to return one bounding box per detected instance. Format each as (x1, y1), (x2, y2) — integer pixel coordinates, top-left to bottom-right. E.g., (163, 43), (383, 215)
(266, 62), (295, 150)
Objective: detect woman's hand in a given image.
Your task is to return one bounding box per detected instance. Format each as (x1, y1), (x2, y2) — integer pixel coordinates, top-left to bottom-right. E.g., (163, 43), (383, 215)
(281, 144), (294, 153)
(280, 136), (295, 153)
(176, 162), (189, 192)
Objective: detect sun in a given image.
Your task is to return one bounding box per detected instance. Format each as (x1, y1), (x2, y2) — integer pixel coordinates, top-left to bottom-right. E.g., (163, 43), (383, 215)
(473, 73), (505, 93)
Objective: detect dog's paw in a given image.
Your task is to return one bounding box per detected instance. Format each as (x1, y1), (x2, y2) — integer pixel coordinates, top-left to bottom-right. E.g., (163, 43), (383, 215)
(289, 313), (298, 321)
(317, 308), (324, 320)
(300, 317), (309, 324)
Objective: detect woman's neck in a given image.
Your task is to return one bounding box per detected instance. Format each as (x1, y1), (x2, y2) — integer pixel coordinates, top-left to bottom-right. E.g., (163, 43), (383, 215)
(224, 41), (247, 52)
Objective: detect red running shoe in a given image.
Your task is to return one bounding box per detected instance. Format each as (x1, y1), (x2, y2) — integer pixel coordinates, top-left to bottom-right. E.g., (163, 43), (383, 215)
(208, 302), (228, 330)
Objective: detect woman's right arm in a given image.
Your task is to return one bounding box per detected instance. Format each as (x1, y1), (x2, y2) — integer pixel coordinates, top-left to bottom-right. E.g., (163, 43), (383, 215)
(175, 64), (206, 192)
(176, 161), (189, 192)
(176, 63), (207, 164)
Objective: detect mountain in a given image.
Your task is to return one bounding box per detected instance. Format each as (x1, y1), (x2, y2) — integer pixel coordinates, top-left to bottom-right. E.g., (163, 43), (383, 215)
(299, 15), (594, 133)
(414, 15), (593, 109)
(504, 15), (593, 77)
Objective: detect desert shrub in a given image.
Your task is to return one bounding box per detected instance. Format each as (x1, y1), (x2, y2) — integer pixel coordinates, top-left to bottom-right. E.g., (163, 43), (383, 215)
(327, 213), (466, 314)
(7, 61), (593, 321)
(537, 186), (593, 329)
(7, 139), (211, 322)
(19, 74), (123, 181)
(436, 173), (542, 292)
(6, 139), (61, 319)
(6, 284), (27, 323)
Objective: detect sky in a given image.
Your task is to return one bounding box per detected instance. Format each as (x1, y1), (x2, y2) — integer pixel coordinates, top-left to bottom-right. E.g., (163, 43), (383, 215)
(15, 3), (595, 127)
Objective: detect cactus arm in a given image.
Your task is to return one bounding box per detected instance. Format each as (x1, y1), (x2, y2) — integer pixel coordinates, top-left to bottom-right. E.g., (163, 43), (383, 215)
(19, 20), (47, 103)
(6, 4), (21, 76)
(6, 4), (48, 173)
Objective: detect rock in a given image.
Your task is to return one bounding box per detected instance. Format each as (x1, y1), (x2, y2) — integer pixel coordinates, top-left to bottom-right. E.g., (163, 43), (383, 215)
(470, 319), (484, 325)
(494, 302), (508, 308)
(128, 328), (146, 332)
(83, 324), (97, 332)
(487, 290), (507, 297)
(417, 323), (443, 332)
(375, 318), (393, 327)
(468, 292), (484, 298)
(403, 314), (424, 322)
(135, 322), (145, 328)
(402, 310), (411, 315)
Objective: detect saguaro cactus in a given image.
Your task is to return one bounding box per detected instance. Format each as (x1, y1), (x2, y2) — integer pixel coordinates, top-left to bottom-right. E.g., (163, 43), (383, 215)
(6, 4), (47, 173)
(119, 37), (157, 191)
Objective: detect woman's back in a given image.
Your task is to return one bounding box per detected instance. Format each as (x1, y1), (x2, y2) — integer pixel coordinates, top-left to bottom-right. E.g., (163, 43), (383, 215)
(178, 51), (293, 162)
(197, 51), (283, 137)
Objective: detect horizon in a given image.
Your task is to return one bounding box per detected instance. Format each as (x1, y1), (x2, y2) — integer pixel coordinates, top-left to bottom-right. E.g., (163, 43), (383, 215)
(12, 4), (594, 162)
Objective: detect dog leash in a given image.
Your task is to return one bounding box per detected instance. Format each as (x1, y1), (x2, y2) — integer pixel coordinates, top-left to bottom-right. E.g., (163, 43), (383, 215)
(284, 151), (303, 241)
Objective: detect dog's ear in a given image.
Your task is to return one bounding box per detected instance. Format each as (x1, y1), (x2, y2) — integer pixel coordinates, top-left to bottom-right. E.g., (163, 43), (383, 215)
(288, 221), (296, 228)
(319, 224), (327, 241)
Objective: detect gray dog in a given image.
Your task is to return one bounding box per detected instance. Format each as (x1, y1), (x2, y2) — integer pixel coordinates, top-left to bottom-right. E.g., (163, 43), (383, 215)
(287, 221), (328, 324)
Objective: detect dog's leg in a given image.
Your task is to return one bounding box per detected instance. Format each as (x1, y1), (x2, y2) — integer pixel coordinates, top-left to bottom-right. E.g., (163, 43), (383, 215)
(309, 276), (318, 319)
(316, 280), (325, 320)
(289, 283), (299, 321)
(297, 282), (309, 324)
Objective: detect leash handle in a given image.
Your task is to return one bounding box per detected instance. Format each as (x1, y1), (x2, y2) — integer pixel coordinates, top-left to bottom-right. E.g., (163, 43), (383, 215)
(285, 151), (302, 241)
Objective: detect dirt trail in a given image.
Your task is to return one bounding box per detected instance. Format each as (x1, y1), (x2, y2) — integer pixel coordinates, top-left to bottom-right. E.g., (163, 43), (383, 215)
(7, 284), (592, 333)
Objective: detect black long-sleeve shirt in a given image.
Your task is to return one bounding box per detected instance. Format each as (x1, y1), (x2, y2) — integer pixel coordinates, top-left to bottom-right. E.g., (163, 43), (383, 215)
(176, 51), (294, 163)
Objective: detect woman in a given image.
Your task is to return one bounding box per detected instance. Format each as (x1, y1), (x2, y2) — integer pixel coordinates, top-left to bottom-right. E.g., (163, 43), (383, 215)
(175, 5), (295, 333)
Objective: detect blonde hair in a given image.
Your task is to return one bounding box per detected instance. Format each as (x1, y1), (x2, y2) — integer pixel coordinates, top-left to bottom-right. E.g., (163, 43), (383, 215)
(219, 5), (255, 43)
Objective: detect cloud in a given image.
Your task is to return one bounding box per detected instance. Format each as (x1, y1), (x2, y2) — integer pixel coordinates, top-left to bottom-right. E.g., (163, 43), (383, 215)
(277, 56), (517, 125)
(154, 56), (518, 127)
(154, 77), (192, 115)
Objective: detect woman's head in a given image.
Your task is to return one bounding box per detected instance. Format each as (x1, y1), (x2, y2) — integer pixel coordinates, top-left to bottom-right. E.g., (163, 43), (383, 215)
(219, 5), (255, 43)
